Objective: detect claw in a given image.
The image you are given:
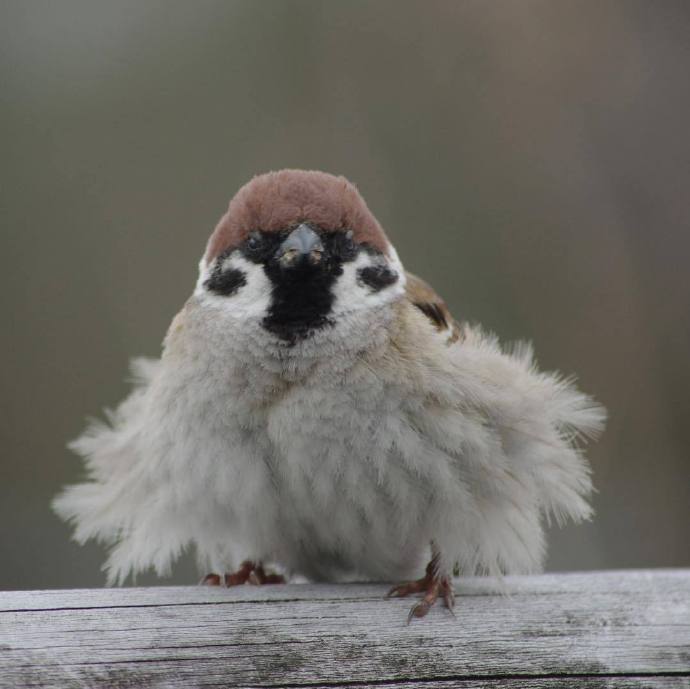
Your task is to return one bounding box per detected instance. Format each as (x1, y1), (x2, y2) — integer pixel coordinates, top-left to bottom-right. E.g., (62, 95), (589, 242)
(442, 579), (456, 614)
(407, 599), (433, 624)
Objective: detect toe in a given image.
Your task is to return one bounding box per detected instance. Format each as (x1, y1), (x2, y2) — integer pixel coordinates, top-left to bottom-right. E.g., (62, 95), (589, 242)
(386, 577), (430, 599)
(386, 584), (408, 598)
(200, 573), (221, 586)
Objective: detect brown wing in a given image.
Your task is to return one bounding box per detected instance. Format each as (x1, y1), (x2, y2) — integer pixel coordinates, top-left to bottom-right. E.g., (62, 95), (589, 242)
(405, 271), (462, 344)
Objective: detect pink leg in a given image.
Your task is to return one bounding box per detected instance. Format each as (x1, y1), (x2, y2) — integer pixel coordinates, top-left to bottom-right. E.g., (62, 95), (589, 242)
(387, 553), (455, 623)
(201, 560), (286, 587)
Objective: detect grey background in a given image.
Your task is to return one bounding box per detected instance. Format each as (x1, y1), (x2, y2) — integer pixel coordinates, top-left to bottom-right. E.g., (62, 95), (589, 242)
(1, 1), (688, 590)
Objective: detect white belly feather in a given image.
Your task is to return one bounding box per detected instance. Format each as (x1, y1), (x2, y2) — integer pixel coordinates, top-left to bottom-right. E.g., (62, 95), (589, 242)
(54, 299), (603, 586)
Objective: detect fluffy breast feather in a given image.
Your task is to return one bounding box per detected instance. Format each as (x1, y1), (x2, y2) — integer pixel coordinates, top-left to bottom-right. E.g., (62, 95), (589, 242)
(54, 296), (604, 585)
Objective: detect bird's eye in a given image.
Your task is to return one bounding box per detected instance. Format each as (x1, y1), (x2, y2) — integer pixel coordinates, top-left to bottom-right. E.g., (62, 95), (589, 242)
(246, 233), (261, 251)
(338, 230), (357, 260)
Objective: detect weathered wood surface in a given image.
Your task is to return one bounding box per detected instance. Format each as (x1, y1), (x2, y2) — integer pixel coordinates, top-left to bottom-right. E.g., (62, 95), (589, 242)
(1, 570), (688, 688)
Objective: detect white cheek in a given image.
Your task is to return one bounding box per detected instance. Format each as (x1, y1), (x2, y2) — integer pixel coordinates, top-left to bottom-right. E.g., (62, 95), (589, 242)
(387, 245), (407, 293)
(331, 247), (407, 317)
(194, 254), (272, 320)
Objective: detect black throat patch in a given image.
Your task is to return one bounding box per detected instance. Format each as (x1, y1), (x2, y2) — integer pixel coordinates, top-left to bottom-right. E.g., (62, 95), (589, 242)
(262, 261), (341, 345)
(259, 228), (357, 346)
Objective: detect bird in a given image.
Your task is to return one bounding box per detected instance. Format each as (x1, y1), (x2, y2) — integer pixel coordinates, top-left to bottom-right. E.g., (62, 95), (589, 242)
(54, 169), (605, 621)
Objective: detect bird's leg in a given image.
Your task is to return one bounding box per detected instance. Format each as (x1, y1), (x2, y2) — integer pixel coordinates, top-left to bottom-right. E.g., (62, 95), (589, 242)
(223, 560), (257, 586)
(200, 560), (286, 587)
(246, 562), (287, 585)
(386, 550), (455, 622)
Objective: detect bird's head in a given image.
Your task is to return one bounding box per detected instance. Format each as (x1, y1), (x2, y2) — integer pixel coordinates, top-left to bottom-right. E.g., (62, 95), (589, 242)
(195, 170), (406, 346)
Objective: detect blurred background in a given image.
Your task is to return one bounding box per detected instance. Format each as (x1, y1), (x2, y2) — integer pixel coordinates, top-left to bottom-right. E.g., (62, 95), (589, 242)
(1, 1), (689, 590)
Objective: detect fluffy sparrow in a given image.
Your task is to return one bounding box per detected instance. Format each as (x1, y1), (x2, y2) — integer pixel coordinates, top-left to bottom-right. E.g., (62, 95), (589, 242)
(54, 170), (605, 620)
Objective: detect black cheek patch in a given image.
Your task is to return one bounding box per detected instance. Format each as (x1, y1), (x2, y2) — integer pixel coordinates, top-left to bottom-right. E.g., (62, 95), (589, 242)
(204, 267), (247, 296)
(357, 265), (399, 292)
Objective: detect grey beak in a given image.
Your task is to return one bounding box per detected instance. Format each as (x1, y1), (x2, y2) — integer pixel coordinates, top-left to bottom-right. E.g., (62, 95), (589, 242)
(276, 224), (325, 268)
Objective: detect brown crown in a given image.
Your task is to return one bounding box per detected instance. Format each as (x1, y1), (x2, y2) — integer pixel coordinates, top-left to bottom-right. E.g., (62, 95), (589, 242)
(205, 170), (390, 261)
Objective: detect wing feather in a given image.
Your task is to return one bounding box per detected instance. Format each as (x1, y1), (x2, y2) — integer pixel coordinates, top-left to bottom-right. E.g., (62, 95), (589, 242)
(405, 271), (462, 344)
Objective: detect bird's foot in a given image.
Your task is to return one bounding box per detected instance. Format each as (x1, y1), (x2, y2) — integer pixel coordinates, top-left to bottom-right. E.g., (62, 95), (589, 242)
(200, 560), (286, 587)
(387, 558), (455, 623)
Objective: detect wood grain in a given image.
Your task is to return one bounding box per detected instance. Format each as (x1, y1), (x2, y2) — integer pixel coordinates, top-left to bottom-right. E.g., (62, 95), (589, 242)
(1, 570), (688, 688)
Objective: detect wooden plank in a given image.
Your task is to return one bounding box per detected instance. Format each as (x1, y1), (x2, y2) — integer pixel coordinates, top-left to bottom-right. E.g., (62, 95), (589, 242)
(312, 682), (690, 688)
(2, 569), (686, 611)
(1, 570), (688, 689)
(1, 668), (688, 689)
(309, 682), (689, 688)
